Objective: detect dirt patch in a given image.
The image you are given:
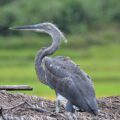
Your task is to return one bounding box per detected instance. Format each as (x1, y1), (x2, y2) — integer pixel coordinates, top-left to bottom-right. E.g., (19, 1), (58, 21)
(0, 91), (120, 120)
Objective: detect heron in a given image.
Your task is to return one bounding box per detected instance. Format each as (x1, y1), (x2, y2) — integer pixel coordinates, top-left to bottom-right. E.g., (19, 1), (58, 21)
(10, 22), (98, 115)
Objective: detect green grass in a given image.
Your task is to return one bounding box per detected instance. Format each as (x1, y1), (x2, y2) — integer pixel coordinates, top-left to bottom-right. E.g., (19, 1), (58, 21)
(0, 34), (120, 99)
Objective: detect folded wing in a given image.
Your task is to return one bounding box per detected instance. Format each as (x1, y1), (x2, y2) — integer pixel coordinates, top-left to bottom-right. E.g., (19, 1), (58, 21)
(44, 56), (98, 114)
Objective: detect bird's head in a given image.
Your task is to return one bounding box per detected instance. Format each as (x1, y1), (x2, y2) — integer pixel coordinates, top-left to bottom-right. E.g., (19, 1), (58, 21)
(10, 22), (67, 43)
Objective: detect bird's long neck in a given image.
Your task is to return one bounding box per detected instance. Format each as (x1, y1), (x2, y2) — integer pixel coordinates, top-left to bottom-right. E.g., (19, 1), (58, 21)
(35, 33), (61, 84)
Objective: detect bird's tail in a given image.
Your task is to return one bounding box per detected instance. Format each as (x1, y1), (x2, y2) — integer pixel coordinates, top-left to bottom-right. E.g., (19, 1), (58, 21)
(86, 97), (98, 115)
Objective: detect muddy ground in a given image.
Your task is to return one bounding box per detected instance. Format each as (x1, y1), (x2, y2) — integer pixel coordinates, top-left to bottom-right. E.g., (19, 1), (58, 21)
(0, 91), (120, 120)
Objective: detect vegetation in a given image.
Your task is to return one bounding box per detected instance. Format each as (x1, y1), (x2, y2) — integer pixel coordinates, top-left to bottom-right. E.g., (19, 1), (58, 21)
(0, 0), (120, 35)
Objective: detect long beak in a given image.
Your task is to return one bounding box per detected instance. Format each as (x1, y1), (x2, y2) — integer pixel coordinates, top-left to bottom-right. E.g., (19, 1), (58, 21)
(9, 24), (42, 30)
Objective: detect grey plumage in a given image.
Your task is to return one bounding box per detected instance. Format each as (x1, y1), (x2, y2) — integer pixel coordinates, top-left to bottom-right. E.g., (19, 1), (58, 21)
(44, 56), (98, 115)
(10, 22), (98, 115)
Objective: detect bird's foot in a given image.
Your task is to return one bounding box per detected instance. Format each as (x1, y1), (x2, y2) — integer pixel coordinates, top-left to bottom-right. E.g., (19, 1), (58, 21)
(55, 106), (60, 113)
(65, 112), (77, 120)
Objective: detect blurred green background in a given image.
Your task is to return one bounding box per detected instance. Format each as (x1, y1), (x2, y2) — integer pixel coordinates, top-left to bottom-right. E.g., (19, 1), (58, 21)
(0, 0), (120, 99)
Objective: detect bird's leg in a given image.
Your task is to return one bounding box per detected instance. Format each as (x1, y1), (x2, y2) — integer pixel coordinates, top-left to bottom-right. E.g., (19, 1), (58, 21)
(65, 101), (77, 120)
(65, 100), (75, 113)
(56, 98), (60, 113)
(55, 93), (62, 113)
(55, 93), (66, 113)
